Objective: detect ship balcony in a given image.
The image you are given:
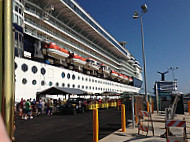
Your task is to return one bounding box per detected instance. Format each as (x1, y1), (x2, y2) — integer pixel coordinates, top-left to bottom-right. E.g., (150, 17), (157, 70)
(24, 7), (120, 66)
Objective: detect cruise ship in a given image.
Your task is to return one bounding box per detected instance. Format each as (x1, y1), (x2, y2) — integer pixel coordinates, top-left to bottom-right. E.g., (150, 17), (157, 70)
(13, 0), (143, 102)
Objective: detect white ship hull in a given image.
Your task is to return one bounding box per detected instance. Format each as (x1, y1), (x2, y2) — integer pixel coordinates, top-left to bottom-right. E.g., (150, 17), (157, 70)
(15, 57), (141, 102)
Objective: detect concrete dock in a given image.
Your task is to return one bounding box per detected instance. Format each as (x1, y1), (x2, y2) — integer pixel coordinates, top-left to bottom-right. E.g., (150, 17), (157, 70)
(99, 112), (190, 142)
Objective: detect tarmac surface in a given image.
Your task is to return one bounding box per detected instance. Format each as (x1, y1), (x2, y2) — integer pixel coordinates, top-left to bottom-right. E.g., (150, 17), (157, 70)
(15, 108), (122, 142)
(99, 112), (190, 142)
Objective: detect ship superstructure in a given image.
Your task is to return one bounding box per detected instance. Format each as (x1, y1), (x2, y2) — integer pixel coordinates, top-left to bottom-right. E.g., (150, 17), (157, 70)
(13, 0), (143, 102)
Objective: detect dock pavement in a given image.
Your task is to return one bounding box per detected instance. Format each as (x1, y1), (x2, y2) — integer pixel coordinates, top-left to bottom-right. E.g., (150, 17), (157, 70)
(99, 112), (190, 142)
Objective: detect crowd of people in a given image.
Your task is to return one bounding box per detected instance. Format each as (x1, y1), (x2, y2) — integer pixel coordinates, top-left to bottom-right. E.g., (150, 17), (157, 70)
(17, 98), (66, 120)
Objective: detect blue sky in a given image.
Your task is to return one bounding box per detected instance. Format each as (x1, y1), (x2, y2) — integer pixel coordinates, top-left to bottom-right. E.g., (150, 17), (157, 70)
(75, 0), (190, 94)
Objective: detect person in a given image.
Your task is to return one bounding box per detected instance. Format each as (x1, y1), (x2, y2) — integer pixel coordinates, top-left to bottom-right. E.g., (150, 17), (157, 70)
(22, 99), (26, 119)
(37, 99), (42, 116)
(25, 99), (33, 119)
(0, 115), (10, 142)
(42, 99), (45, 114)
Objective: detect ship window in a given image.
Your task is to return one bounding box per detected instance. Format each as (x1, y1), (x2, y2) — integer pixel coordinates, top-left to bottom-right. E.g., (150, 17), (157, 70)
(86, 86), (88, 89)
(41, 68), (46, 75)
(21, 64), (28, 72)
(15, 62), (17, 70)
(82, 85), (84, 89)
(15, 5), (18, 12)
(82, 77), (84, 81)
(72, 74), (75, 80)
(95, 80), (97, 83)
(85, 78), (88, 81)
(32, 80), (37, 85)
(92, 79), (94, 82)
(78, 85), (80, 88)
(89, 79), (91, 82)
(32, 66), (38, 74)
(78, 76), (80, 80)
(67, 84), (70, 88)
(72, 84), (75, 88)
(67, 73), (70, 79)
(61, 72), (65, 78)
(62, 83), (65, 87)
(89, 86), (91, 90)
(49, 81), (52, 86)
(95, 87), (97, 90)
(56, 82), (59, 87)
(22, 78), (27, 84)
(41, 81), (45, 86)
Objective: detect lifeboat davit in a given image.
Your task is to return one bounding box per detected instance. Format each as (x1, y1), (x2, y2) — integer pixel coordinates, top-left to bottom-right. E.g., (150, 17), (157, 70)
(110, 70), (118, 79)
(42, 42), (69, 59)
(66, 53), (86, 66)
(123, 75), (129, 83)
(84, 58), (100, 71)
(99, 64), (111, 75)
(129, 77), (133, 82)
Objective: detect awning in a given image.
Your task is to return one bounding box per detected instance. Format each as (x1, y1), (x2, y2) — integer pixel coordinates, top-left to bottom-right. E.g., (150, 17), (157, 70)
(36, 87), (87, 96)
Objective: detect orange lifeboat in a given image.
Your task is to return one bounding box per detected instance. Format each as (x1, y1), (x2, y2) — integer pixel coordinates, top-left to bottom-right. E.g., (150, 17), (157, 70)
(129, 77), (133, 82)
(42, 42), (69, 59)
(123, 75), (129, 83)
(99, 64), (111, 75)
(110, 70), (118, 79)
(84, 58), (100, 71)
(67, 53), (86, 66)
(118, 73), (124, 81)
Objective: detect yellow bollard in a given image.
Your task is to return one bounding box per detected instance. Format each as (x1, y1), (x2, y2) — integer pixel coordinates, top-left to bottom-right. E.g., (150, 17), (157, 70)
(151, 100), (154, 114)
(147, 101), (150, 112)
(93, 108), (99, 142)
(135, 103), (138, 123)
(121, 104), (126, 132)
(188, 101), (190, 115)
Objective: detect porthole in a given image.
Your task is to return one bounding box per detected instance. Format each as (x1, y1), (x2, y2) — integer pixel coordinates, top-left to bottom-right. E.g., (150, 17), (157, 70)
(67, 84), (70, 88)
(89, 79), (91, 82)
(56, 82), (59, 87)
(72, 84), (75, 88)
(96, 87), (97, 90)
(32, 66), (38, 74)
(49, 81), (52, 86)
(41, 68), (46, 75)
(89, 86), (91, 90)
(78, 85), (80, 88)
(86, 86), (88, 89)
(21, 63), (28, 72)
(78, 76), (80, 80)
(72, 74), (75, 80)
(15, 62), (17, 70)
(93, 87), (94, 90)
(22, 78), (27, 84)
(82, 85), (84, 89)
(61, 72), (65, 78)
(67, 73), (70, 79)
(32, 80), (37, 85)
(62, 83), (65, 87)
(92, 79), (94, 82)
(41, 81), (45, 86)
(85, 78), (88, 81)
(82, 77), (84, 81)
(95, 80), (97, 83)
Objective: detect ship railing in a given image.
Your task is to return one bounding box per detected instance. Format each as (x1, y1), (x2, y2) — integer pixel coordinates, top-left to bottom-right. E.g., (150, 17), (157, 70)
(24, 7), (136, 74)
(24, 5), (121, 64)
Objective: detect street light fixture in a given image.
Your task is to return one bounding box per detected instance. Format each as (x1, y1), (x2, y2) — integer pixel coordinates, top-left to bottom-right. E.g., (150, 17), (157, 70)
(133, 4), (148, 101)
(168, 67), (178, 81)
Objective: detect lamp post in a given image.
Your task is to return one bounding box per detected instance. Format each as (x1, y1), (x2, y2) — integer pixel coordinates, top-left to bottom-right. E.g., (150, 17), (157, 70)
(133, 4), (148, 102)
